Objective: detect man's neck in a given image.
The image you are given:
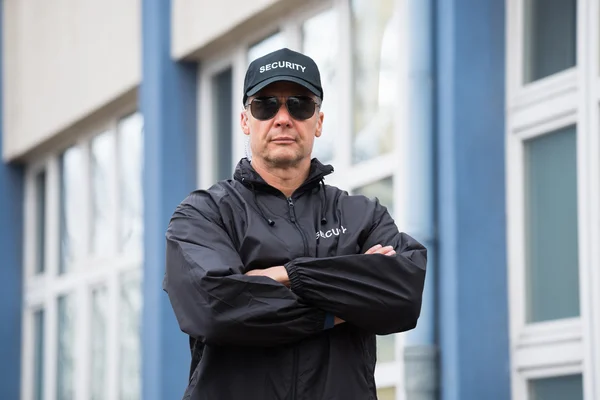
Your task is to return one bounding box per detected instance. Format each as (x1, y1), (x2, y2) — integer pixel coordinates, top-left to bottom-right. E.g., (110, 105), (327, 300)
(251, 157), (311, 198)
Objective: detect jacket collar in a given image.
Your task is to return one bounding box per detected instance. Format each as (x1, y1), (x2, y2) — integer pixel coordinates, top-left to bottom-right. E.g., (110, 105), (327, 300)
(233, 157), (334, 194)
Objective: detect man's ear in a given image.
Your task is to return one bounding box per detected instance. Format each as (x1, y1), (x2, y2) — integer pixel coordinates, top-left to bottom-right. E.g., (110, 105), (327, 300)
(315, 111), (324, 138)
(240, 110), (250, 135)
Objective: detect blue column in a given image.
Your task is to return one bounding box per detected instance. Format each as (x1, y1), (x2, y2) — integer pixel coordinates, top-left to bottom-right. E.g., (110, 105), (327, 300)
(436, 0), (509, 399)
(403, 0), (438, 398)
(0, 0), (25, 397)
(141, 1), (198, 399)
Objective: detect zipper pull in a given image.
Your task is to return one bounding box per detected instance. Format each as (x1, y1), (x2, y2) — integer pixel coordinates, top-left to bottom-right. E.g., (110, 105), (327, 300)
(287, 197), (296, 222)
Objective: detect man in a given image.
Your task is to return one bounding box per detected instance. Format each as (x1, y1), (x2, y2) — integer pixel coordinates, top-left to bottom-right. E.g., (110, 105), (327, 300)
(164, 48), (427, 400)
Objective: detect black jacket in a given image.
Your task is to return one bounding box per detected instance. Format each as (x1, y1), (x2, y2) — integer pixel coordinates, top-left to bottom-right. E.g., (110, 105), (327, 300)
(164, 158), (427, 400)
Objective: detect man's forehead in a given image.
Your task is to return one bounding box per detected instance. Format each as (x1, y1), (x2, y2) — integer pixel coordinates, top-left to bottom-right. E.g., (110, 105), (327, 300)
(256, 81), (312, 96)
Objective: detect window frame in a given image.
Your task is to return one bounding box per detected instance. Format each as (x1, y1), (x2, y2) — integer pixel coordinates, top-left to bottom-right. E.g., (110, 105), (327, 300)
(506, 0), (600, 398)
(20, 102), (144, 400)
(196, 0), (409, 397)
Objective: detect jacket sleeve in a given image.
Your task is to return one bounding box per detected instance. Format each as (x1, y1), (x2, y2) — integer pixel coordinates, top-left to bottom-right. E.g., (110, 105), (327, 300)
(284, 199), (427, 335)
(164, 192), (327, 347)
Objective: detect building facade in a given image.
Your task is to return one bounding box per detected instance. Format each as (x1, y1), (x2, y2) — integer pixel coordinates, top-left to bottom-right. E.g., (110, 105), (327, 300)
(0, 0), (598, 399)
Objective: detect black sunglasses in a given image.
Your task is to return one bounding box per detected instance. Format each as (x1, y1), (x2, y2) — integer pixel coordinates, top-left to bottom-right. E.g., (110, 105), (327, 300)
(245, 96), (321, 121)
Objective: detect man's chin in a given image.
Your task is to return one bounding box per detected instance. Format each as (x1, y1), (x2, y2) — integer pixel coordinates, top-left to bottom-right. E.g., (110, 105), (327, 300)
(264, 151), (305, 168)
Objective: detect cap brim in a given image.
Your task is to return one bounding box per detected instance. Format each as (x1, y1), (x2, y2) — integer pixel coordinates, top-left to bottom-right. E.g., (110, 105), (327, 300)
(246, 76), (322, 100)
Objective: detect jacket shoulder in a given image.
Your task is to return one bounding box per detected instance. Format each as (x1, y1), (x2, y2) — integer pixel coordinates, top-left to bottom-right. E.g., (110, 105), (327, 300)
(175, 180), (237, 219)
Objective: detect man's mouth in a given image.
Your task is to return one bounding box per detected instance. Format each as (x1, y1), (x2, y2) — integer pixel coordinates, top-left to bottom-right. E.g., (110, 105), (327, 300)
(271, 137), (296, 144)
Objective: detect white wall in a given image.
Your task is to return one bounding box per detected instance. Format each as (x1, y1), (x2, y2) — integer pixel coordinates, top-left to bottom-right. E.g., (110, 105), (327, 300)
(2, 0), (141, 161)
(172, 0), (288, 59)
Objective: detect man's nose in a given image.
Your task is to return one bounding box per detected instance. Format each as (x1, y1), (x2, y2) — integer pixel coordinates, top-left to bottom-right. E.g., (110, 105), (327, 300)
(273, 102), (292, 127)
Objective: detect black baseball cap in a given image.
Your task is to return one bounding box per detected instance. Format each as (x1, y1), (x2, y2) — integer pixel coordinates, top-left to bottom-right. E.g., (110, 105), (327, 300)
(243, 48), (323, 105)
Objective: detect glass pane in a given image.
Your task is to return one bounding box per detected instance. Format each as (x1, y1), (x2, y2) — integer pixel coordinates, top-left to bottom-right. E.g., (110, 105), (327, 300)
(91, 287), (108, 400)
(35, 170), (46, 274)
(91, 131), (115, 255)
(118, 113), (144, 255)
(377, 335), (396, 363)
(525, 126), (579, 322)
(248, 32), (285, 63)
(212, 68), (234, 181)
(60, 147), (84, 274)
(351, 0), (397, 163)
(119, 271), (142, 400)
(524, 0), (576, 83)
(34, 309), (45, 400)
(302, 9), (338, 163)
(377, 386), (396, 400)
(57, 295), (75, 400)
(529, 374), (583, 400)
(354, 177), (395, 362)
(353, 177), (395, 217)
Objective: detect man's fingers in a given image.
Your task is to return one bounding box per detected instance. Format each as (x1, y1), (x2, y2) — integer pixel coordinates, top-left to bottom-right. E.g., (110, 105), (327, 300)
(373, 246), (394, 254)
(365, 245), (396, 255)
(364, 244), (382, 254)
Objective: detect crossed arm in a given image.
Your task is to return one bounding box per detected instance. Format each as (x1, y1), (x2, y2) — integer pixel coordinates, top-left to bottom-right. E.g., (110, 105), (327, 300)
(245, 244), (398, 326)
(164, 193), (427, 347)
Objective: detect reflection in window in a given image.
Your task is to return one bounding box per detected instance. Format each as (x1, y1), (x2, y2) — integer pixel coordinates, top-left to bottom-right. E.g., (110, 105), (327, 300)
(91, 131), (115, 256)
(57, 295), (75, 400)
(529, 374), (583, 400)
(351, 0), (397, 163)
(91, 287), (108, 400)
(119, 271), (142, 400)
(35, 170), (46, 274)
(212, 68), (234, 180)
(525, 126), (579, 322)
(60, 147), (84, 274)
(34, 309), (45, 400)
(303, 9), (338, 163)
(248, 32), (285, 63)
(524, 0), (577, 83)
(118, 113), (144, 255)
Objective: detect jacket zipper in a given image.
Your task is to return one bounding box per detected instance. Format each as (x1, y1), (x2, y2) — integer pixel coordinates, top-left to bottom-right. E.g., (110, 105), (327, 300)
(287, 197), (309, 256)
(287, 197), (306, 399)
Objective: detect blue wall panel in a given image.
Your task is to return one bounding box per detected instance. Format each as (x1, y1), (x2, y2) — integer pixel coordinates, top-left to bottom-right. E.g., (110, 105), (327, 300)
(436, 0), (510, 399)
(141, 0), (198, 399)
(0, 0), (24, 396)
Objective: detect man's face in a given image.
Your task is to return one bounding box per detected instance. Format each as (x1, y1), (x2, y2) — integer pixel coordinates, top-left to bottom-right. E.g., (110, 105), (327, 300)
(240, 81), (324, 168)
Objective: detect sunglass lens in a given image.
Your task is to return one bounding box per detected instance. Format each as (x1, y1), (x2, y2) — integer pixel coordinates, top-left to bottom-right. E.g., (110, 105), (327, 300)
(251, 97), (280, 120)
(286, 96), (315, 120)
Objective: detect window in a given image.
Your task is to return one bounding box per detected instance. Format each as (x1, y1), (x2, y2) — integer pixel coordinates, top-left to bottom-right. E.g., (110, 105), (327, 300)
(22, 110), (144, 400)
(523, 0), (577, 83)
(56, 295), (75, 400)
(211, 68), (234, 181)
(507, 0), (600, 398)
(33, 309), (45, 400)
(524, 126), (579, 323)
(34, 171), (46, 275)
(529, 374), (584, 400)
(302, 9), (339, 163)
(59, 146), (84, 275)
(351, 0), (398, 163)
(197, 2), (406, 395)
(248, 32), (285, 63)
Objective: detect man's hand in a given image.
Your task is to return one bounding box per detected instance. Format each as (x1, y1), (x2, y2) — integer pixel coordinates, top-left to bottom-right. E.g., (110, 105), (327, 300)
(245, 266), (290, 287)
(364, 244), (396, 256)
